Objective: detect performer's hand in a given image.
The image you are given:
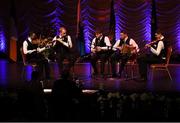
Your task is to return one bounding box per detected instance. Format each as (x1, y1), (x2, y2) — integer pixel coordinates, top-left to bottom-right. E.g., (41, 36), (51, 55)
(29, 49), (37, 54)
(91, 49), (96, 53)
(46, 43), (51, 49)
(57, 38), (63, 44)
(116, 46), (122, 51)
(129, 45), (136, 49)
(96, 46), (102, 52)
(37, 48), (42, 53)
(145, 44), (151, 49)
(131, 49), (137, 54)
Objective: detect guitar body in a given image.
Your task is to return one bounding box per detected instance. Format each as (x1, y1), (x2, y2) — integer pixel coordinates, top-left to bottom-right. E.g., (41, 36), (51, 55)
(121, 44), (136, 54)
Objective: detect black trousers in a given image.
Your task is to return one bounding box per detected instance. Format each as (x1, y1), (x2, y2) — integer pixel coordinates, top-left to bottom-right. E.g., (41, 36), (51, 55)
(90, 51), (110, 75)
(27, 52), (50, 79)
(110, 50), (130, 75)
(137, 54), (165, 79)
(56, 53), (76, 75)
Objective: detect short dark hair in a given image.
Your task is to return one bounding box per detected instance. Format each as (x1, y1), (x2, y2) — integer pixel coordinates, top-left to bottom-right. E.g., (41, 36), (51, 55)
(156, 30), (163, 35)
(120, 30), (128, 35)
(95, 28), (103, 34)
(29, 31), (35, 36)
(29, 31), (37, 40)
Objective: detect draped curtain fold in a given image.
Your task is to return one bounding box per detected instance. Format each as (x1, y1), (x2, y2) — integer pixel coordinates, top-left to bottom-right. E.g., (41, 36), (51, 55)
(81, 0), (111, 53)
(0, 0), (179, 56)
(156, 0), (180, 54)
(11, 0), (77, 44)
(0, 0), (11, 53)
(114, 0), (152, 49)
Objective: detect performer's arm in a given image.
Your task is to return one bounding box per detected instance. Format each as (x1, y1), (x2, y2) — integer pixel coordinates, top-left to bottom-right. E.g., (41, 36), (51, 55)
(23, 41), (36, 54)
(112, 40), (120, 51)
(37, 47), (46, 53)
(56, 36), (72, 48)
(65, 36), (72, 48)
(91, 38), (96, 52)
(129, 39), (139, 52)
(150, 41), (164, 56)
(100, 37), (111, 50)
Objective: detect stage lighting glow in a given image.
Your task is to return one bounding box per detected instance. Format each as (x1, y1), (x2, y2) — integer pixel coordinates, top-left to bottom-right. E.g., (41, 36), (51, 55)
(0, 30), (6, 52)
(0, 60), (7, 86)
(43, 89), (52, 93)
(114, 0), (151, 42)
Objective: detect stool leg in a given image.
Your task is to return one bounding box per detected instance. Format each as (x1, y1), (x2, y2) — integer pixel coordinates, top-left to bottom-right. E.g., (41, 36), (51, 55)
(89, 63), (92, 78)
(89, 62), (95, 79)
(166, 67), (172, 81)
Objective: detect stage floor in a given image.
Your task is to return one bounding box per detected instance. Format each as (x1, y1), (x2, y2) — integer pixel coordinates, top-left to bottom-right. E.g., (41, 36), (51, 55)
(0, 59), (180, 93)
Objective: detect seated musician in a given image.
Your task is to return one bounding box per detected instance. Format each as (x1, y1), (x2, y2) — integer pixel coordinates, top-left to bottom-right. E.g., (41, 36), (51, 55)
(90, 30), (112, 76)
(137, 31), (167, 81)
(110, 30), (139, 78)
(52, 27), (75, 76)
(23, 32), (50, 80)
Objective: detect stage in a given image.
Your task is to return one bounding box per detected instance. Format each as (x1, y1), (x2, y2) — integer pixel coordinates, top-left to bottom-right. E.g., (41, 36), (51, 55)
(1, 59), (180, 93)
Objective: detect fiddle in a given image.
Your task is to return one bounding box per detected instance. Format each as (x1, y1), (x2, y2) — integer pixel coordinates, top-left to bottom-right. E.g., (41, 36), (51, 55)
(144, 40), (160, 49)
(144, 35), (164, 48)
(36, 35), (54, 48)
(121, 44), (136, 54)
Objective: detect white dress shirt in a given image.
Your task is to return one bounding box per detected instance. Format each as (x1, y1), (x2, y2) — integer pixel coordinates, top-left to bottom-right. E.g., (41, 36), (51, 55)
(23, 37), (46, 55)
(52, 35), (72, 48)
(91, 36), (111, 51)
(23, 37), (36, 54)
(150, 40), (164, 56)
(112, 37), (139, 52)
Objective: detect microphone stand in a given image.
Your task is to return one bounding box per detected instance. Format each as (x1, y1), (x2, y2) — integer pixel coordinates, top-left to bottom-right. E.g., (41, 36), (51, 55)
(106, 46), (113, 78)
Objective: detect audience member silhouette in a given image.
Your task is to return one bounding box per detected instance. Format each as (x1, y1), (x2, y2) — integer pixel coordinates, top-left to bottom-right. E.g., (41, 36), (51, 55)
(50, 68), (82, 121)
(17, 71), (47, 121)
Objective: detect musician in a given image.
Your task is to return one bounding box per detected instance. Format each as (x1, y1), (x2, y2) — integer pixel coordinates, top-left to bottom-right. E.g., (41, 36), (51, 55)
(110, 31), (139, 78)
(137, 31), (166, 81)
(23, 32), (50, 80)
(90, 30), (111, 76)
(52, 27), (75, 76)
